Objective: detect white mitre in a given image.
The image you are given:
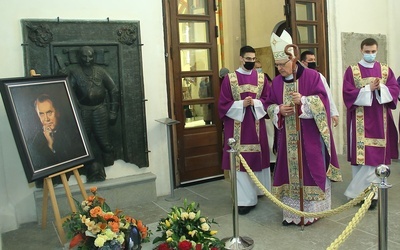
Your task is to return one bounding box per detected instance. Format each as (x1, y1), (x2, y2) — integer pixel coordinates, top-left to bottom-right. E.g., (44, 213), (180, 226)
(270, 30), (293, 61)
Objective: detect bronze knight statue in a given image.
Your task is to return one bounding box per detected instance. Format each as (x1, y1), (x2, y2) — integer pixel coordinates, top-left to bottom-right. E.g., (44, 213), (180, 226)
(60, 46), (119, 182)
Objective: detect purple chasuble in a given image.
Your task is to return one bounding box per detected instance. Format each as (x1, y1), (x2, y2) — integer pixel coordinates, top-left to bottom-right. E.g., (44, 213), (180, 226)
(266, 64), (340, 200)
(343, 62), (399, 166)
(218, 69), (270, 172)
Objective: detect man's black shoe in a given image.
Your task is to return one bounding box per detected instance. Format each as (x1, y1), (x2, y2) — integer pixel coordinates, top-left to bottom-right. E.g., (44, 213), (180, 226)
(238, 205), (255, 215)
(369, 199), (378, 210)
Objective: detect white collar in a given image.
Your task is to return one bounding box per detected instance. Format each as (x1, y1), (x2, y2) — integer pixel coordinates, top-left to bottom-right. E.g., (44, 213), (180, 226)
(359, 59), (376, 68)
(285, 74), (294, 81)
(236, 67), (253, 75)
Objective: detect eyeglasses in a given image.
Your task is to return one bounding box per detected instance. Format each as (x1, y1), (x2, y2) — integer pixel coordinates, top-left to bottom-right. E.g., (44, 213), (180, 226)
(274, 60), (291, 68)
(243, 57), (257, 62)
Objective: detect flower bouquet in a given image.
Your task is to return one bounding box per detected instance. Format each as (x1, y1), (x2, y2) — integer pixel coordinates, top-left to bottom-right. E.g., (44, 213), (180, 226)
(153, 199), (224, 250)
(63, 187), (151, 250)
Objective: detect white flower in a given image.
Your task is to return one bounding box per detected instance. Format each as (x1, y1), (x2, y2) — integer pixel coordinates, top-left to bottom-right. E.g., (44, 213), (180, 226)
(201, 222), (210, 231)
(104, 228), (116, 240)
(80, 215), (87, 223)
(166, 229), (173, 237)
(94, 235), (107, 247)
(181, 212), (189, 220)
(188, 230), (197, 237)
(199, 217), (206, 223)
(86, 220), (101, 234)
(188, 212), (196, 220)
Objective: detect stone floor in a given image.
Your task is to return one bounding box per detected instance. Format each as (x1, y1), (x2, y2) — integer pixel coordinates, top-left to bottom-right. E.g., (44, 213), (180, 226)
(3, 155), (400, 250)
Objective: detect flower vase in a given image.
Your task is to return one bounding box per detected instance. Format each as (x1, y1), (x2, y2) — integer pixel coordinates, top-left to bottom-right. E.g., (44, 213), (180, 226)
(125, 225), (142, 250)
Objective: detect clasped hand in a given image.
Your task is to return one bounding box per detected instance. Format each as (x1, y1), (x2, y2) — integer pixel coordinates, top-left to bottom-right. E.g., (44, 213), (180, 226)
(243, 96), (253, 107)
(370, 78), (381, 91)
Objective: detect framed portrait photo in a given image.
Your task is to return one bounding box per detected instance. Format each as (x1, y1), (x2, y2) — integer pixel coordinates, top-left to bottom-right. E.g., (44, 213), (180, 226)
(0, 75), (93, 182)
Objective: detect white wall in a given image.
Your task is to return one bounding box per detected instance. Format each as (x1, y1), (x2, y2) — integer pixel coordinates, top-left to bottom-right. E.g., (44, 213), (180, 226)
(221, 0), (241, 71)
(0, 0), (170, 233)
(221, 0), (285, 74)
(388, 0), (400, 74)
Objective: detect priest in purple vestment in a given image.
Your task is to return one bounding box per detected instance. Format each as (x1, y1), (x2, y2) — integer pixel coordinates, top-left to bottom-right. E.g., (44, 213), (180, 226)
(266, 31), (342, 226)
(398, 76), (400, 138)
(343, 38), (399, 210)
(218, 45), (271, 215)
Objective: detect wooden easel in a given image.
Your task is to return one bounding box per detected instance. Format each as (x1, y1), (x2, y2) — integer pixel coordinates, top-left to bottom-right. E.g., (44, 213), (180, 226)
(41, 164), (88, 244)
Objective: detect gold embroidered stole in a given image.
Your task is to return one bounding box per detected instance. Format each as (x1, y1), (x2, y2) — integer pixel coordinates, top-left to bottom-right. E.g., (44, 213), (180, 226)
(283, 81), (301, 197)
(228, 72), (264, 169)
(350, 63), (388, 165)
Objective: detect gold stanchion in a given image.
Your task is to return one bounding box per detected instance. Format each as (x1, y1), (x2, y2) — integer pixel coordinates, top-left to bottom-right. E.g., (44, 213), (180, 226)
(221, 138), (254, 250)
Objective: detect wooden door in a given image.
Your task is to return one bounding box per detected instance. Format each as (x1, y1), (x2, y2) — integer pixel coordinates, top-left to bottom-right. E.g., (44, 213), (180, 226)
(164, 0), (223, 185)
(285, 0), (328, 78)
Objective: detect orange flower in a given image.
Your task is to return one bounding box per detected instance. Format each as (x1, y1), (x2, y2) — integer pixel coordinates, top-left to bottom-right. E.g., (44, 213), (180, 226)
(140, 230), (148, 239)
(139, 226), (148, 239)
(90, 187), (97, 194)
(125, 216), (136, 225)
(108, 221), (120, 233)
(87, 195), (95, 202)
(102, 212), (114, 221)
(90, 206), (103, 217)
(99, 222), (107, 230)
(114, 215), (120, 223)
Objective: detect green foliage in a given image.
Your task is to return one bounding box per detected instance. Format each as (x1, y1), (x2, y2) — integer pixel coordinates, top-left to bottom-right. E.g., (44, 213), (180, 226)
(153, 199), (224, 250)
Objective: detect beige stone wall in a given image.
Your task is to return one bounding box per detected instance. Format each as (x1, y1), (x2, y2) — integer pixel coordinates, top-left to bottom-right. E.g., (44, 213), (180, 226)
(255, 46), (276, 80)
(220, 0), (285, 71)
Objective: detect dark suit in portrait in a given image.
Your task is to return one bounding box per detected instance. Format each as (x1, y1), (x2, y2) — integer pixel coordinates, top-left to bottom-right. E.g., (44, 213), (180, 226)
(29, 122), (85, 171)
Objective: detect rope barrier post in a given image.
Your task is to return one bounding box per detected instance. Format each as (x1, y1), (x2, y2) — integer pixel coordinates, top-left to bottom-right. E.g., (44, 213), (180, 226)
(375, 164), (391, 250)
(222, 138), (254, 250)
(156, 118), (181, 202)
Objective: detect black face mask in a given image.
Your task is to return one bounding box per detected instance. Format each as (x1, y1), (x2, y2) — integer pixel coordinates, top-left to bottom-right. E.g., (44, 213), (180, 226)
(243, 61), (255, 70)
(307, 62), (317, 69)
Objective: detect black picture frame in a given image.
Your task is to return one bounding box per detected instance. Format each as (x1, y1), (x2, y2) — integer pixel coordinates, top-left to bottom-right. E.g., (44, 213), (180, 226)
(0, 75), (93, 182)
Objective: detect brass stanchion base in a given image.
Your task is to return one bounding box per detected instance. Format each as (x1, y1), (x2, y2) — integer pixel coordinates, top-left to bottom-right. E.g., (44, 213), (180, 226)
(222, 236), (254, 250)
